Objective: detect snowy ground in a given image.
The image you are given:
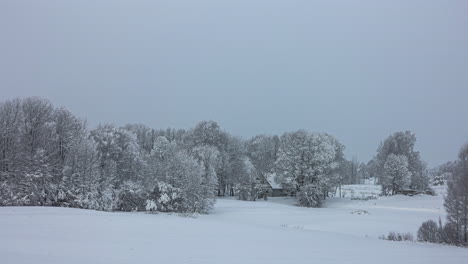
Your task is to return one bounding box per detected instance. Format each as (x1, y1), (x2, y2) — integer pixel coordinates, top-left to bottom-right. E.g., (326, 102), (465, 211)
(1, 185), (467, 264)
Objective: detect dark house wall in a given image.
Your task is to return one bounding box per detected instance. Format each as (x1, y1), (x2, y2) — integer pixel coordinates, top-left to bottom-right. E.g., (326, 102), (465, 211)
(271, 189), (287, 197)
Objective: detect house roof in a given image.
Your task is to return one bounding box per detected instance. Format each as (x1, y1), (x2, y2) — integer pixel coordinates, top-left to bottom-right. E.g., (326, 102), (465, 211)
(266, 173), (282, 189)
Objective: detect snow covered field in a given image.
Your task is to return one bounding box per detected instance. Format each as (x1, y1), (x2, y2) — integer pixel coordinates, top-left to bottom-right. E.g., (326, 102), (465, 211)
(1, 186), (467, 264)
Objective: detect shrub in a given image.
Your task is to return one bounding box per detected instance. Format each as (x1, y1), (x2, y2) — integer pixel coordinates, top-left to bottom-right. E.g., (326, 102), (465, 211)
(115, 181), (148, 212)
(297, 184), (322, 208)
(432, 172), (450, 186)
(381, 231), (414, 242)
(416, 218), (464, 246)
(149, 182), (184, 212)
(145, 199), (157, 212)
(417, 220), (440, 243)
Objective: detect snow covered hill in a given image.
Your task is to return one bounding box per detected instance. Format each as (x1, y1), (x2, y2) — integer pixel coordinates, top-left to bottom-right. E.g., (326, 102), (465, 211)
(1, 187), (467, 264)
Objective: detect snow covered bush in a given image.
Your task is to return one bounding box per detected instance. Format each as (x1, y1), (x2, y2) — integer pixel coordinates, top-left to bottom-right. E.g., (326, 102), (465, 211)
(148, 182), (183, 212)
(432, 172), (449, 186)
(145, 199), (157, 212)
(297, 184), (322, 208)
(145, 138), (217, 213)
(115, 181), (147, 211)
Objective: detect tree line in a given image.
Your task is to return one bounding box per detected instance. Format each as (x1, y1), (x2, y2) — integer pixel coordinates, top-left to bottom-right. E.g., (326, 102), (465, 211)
(0, 97), (436, 213)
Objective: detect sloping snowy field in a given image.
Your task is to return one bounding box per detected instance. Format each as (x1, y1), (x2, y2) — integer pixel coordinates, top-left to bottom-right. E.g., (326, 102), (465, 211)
(1, 186), (467, 264)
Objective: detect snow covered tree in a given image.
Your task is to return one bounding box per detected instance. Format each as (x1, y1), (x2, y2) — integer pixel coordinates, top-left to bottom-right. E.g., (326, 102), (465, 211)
(20, 97), (54, 156)
(0, 98), (95, 207)
(418, 163), (468, 248)
(144, 136), (216, 213)
(50, 108), (89, 206)
(0, 99), (22, 174)
(275, 130), (344, 207)
(52, 108), (85, 167)
(246, 134), (279, 180)
(185, 121), (231, 196)
(1, 97), (60, 206)
(190, 121), (225, 148)
(90, 125), (143, 187)
(222, 136), (248, 196)
(234, 156), (266, 201)
(2, 96), (358, 213)
(381, 154), (411, 195)
(191, 145), (219, 210)
(375, 131), (429, 192)
(144, 136), (177, 189)
(124, 124), (155, 155)
(89, 125), (145, 210)
(0, 97), (224, 213)
(0, 99), (23, 204)
(60, 135), (100, 209)
(164, 151), (213, 213)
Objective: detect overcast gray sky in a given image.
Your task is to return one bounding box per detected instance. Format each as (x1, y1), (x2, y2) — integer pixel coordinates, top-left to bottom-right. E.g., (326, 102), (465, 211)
(1, 0), (467, 166)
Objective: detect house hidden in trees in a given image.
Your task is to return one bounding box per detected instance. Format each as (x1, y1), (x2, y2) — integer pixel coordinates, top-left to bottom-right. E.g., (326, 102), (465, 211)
(264, 173), (287, 197)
